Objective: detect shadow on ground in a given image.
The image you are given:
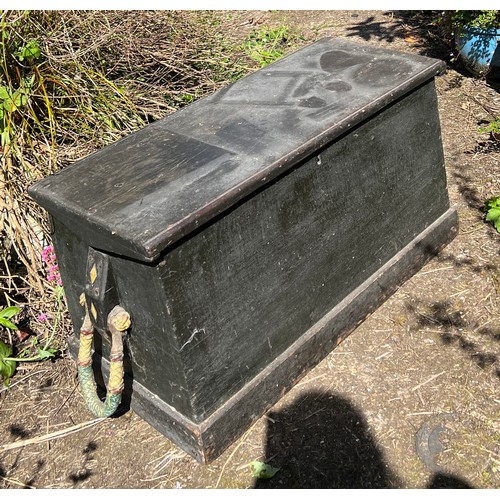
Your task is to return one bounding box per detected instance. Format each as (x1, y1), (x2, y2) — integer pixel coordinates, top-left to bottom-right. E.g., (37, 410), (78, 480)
(427, 472), (473, 488)
(68, 441), (98, 485)
(254, 390), (473, 488)
(404, 239), (500, 381)
(254, 390), (399, 488)
(346, 11), (477, 79)
(406, 297), (500, 380)
(347, 12), (449, 54)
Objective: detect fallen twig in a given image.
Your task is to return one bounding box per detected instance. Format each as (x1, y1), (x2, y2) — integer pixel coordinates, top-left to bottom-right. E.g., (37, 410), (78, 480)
(0, 370), (47, 393)
(406, 411), (435, 416)
(214, 421), (259, 488)
(0, 475), (35, 488)
(411, 371), (445, 392)
(418, 266), (454, 275)
(375, 351), (392, 360)
(295, 374), (326, 388)
(0, 418), (105, 452)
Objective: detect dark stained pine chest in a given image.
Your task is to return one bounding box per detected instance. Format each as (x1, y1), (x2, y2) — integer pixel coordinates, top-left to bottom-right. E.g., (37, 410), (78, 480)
(29, 38), (458, 463)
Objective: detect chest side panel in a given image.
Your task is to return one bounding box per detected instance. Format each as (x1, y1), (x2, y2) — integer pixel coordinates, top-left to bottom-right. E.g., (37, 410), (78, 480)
(155, 81), (449, 422)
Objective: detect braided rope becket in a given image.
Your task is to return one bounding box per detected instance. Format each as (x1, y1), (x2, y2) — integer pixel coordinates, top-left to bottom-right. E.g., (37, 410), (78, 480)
(77, 297), (131, 418)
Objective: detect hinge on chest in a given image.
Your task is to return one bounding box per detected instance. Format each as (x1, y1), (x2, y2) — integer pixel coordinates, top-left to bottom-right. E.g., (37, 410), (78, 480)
(83, 247), (119, 335)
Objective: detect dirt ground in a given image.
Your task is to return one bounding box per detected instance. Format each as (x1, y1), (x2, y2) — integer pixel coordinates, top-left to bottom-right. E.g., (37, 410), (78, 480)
(1, 10), (499, 489)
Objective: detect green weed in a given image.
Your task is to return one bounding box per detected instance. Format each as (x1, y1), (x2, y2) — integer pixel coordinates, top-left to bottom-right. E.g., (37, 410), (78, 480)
(0, 305), (20, 330)
(484, 195), (500, 233)
(451, 10), (500, 29)
(244, 25), (300, 67)
(249, 460), (280, 479)
(480, 118), (500, 135)
(0, 305), (19, 386)
(0, 284), (64, 386)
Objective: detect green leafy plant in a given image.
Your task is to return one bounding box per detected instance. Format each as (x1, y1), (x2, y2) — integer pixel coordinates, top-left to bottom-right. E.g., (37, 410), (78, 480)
(0, 305), (20, 330)
(484, 195), (500, 233)
(249, 460), (280, 479)
(451, 10), (500, 29)
(435, 10), (500, 46)
(480, 118), (500, 135)
(244, 25), (299, 67)
(0, 339), (16, 386)
(6, 285), (65, 363)
(0, 75), (35, 145)
(13, 335), (58, 361)
(0, 285), (64, 387)
(0, 306), (20, 386)
(16, 39), (41, 61)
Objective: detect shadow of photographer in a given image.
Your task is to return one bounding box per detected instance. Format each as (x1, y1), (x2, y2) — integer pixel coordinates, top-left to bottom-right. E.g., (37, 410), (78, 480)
(254, 390), (472, 489)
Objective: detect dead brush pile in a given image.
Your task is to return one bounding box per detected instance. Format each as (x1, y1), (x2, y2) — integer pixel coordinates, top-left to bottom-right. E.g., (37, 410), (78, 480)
(0, 10), (249, 358)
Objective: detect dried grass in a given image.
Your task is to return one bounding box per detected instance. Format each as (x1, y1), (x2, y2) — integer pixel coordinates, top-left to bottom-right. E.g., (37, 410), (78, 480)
(0, 10), (249, 350)
(0, 417), (105, 452)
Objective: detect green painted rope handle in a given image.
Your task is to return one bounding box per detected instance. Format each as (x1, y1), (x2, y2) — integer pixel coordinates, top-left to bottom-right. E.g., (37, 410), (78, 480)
(77, 302), (131, 418)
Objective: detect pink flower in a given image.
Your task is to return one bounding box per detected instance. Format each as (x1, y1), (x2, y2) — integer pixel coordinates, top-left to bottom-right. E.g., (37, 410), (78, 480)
(41, 245), (55, 263)
(42, 245), (62, 286)
(37, 313), (48, 322)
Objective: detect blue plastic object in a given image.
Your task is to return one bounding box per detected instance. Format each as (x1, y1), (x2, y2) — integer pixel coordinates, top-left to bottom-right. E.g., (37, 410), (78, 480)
(456, 25), (500, 77)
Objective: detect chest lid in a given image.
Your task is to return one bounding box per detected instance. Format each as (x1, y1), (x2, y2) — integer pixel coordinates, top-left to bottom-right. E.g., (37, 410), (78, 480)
(28, 38), (445, 263)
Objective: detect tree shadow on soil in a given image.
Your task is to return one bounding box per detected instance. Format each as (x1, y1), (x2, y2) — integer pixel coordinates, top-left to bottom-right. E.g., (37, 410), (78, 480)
(418, 239), (498, 275)
(450, 167), (500, 244)
(405, 297), (500, 379)
(68, 441), (98, 485)
(346, 12), (449, 58)
(254, 390), (473, 488)
(0, 424), (96, 487)
(0, 454), (45, 489)
(0, 425), (46, 487)
(345, 11), (472, 78)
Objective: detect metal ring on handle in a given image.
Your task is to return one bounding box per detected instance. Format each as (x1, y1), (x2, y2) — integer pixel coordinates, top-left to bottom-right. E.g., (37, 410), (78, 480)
(77, 299), (131, 418)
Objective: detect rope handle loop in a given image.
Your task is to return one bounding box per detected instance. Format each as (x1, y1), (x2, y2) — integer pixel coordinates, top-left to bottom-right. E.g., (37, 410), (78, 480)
(77, 294), (131, 418)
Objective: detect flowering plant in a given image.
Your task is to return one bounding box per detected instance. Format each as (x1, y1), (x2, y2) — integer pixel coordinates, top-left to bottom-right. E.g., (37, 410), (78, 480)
(41, 245), (62, 285)
(0, 246), (66, 386)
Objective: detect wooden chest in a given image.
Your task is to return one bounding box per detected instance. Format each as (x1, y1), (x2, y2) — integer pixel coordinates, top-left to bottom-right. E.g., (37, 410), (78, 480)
(28, 38), (458, 463)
